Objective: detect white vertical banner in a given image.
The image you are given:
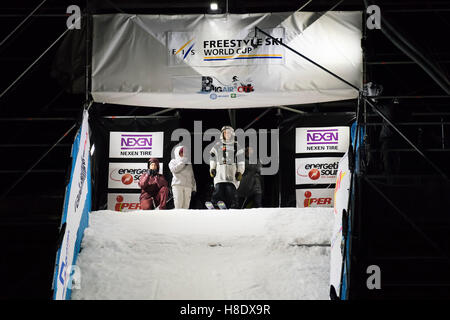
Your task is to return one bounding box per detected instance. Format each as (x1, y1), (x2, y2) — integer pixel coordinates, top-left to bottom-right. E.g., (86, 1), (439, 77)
(329, 150), (351, 298)
(53, 110), (91, 300)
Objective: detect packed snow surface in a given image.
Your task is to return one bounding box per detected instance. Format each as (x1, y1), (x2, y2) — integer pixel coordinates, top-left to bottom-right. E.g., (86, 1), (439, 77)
(71, 208), (333, 300)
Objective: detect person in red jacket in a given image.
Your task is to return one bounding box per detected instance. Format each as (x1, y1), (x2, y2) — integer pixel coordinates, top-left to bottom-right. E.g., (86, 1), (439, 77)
(138, 158), (169, 210)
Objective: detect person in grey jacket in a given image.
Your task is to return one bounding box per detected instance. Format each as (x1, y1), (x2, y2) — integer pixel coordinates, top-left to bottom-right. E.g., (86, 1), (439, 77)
(169, 145), (196, 209)
(209, 126), (245, 209)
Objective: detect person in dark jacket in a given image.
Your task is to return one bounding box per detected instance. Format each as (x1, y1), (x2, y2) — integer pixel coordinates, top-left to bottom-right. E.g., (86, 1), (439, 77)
(237, 146), (263, 208)
(138, 158), (169, 210)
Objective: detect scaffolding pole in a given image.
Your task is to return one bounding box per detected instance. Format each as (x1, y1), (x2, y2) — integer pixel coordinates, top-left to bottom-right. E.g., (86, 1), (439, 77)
(255, 26), (448, 180)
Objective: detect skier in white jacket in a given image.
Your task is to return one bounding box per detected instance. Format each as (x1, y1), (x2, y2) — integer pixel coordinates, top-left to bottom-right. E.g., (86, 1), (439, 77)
(209, 126), (245, 209)
(169, 145), (197, 209)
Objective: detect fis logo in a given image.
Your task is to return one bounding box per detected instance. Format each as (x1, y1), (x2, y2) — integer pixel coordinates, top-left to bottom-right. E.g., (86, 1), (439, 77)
(171, 39), (196, 60)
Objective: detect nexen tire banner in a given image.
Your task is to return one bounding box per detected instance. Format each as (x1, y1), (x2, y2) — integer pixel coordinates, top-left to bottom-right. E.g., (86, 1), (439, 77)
(295, 157), (341, 185)
(92, 12), (362, 109)
(109, 131), (164, 158)
(108, 193), (141, 211)
(296, 189), (334, 208)
(108, 163), (163, 189)
(295, 127), (350, 154)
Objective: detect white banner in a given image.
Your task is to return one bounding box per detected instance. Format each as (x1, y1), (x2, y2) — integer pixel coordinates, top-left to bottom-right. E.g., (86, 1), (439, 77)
(108, 193), (142, 211)
(296, 188), (334, 208)
(109, 132), (164, 158)
(108, 162), (163, 189)
(168, 28), (285, 67)
(295, 127), (350, 154)
(330, 150), (351, 298)
(295, 157), (341, 185)
(54, 110), (90, 300)
(92, 12), (362, 109)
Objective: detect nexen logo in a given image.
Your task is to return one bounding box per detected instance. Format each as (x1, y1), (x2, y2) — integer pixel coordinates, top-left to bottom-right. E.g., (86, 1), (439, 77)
(306, 129), (338, 145)
(120, 134), (153, 150)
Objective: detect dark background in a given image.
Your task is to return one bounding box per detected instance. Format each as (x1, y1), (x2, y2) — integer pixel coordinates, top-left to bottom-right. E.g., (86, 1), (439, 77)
(1, 0), (450, 299)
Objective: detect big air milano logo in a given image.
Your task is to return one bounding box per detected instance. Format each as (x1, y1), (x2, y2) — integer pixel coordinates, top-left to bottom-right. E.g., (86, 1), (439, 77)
(199, 76), (254, 100)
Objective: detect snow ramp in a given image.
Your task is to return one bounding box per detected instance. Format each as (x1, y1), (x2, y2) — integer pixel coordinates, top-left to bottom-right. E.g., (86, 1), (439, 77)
(71, 208), (333, 300)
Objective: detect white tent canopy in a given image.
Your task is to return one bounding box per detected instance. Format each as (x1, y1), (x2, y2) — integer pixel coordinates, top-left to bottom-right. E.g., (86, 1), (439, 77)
(91, 12), (362, 109)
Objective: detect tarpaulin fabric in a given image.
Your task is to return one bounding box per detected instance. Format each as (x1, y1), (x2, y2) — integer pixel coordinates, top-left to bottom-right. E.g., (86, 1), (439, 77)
(91, 12), (362, 109)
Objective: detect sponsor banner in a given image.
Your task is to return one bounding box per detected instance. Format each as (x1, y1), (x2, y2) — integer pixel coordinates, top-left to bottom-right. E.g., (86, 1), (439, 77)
(109, 132), (164, 158)
(168, 28), (285, 67)
(92, 12), (362, 109)
(108, 193), (142, 212)
(53, 110), (91, 300)
(295, 127), (350, 154)
(296, 188), (334, 208)
(295, 157), (341, 185)
(330, 150), (351, 298)
(108, 163), (163, 189)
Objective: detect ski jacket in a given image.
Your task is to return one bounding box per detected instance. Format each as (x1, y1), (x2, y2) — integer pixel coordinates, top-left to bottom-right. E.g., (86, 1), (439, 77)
(168, 145), (197, 192)
(237, 157), (262, 197)
(209, 127), (245, 188)
(138, 160), (168, 200)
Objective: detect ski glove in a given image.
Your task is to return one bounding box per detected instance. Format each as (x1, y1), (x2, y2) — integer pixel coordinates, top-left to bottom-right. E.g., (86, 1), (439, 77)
(210, 169), (216, 178)
(235, 172), (242, 181)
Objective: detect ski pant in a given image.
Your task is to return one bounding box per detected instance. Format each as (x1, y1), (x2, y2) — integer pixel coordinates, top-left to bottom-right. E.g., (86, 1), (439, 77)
(240, 192), (262, 208)
(172, 185), (192, 209)
(212, 182), (239, 209)
(140, 186), (169, 210)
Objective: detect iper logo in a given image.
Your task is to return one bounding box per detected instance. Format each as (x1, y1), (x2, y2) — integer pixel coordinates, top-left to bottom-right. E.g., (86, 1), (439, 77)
(114, 195), (141, 211)
(171, 38), (196, 60)
(303, 191), (332, 207)
(121, 134), (153, 150)
(307, 129), (339, 145)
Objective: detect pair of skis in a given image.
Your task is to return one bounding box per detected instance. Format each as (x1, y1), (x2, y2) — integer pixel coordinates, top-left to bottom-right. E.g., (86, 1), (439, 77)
(205, 201), (227, 210)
